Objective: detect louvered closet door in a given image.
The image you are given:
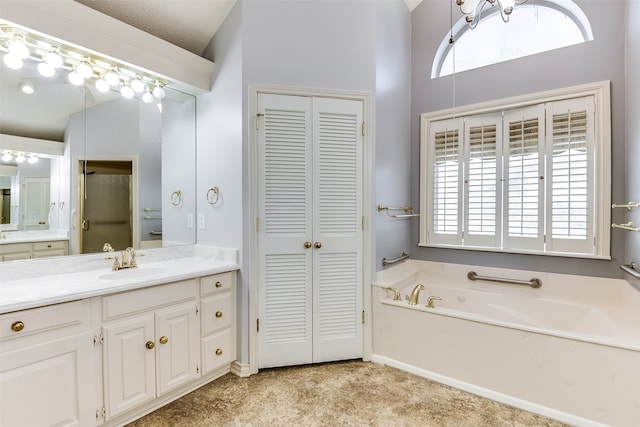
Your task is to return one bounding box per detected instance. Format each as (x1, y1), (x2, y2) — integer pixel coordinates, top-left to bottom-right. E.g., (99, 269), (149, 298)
(257, 94), (314, 368)
(257, 94), (363, 369)
(311, 97), (363, 362)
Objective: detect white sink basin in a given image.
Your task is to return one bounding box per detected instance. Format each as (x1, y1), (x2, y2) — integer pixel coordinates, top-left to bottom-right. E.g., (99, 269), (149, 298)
(99, 267), (166, 281)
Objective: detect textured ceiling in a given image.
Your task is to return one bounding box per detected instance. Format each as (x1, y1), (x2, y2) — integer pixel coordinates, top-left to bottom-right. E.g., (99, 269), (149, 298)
(73, 0), (237, 55)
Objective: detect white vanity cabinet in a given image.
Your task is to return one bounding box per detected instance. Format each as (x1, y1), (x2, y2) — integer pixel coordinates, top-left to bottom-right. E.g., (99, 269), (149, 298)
(101, 279), (200, 420)
(200, 272), (236, 374)
(0, 240), (69, 261)
(0, 300), (96, 427)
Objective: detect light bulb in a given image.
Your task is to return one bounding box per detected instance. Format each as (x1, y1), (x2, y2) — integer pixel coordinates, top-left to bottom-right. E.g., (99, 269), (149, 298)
(131, 76), (145, 93)
(2, 152), (12, 162)
(152, 83), (165, 99)
(8, 35), (29, 59)
(15, 153), (26, 163)
(44, 49), (63, 68)
(120, 84), (134, 99)
(3, 53), (23, 70)
(104, 69), (120, 86)
(142, 89), (155, 104)
(38, 61), (56, 77)
(95, 76), (110, 93)
(76, 60), (93, 79)
(68, 69), (84, 86)
(19, 82), (35, 94)
(28, 154), (38, 164)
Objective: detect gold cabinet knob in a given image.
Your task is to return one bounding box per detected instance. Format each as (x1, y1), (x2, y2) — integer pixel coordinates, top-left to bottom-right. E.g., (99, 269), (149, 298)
(215, 348), (223, 356)
(145, 341), (155, 350)
(159, 336), (169, 345)
(215, 281), (223, 288)
(304, 241), (312, 249)
(314, 242), (322, 249)
(215, 311), (223, 318)
(11, 321), (24, 332)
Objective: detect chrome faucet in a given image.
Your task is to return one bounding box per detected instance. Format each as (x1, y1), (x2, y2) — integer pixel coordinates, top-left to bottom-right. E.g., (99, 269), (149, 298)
(426, 296), (442, 309)
(407, 284), (424, 305)
(385, 287), (401, 301)
(112, 247), (137, 271)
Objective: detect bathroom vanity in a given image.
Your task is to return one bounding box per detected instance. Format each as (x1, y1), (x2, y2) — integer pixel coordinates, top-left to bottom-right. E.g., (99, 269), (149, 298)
(0, 230), (69, 261)
(0, 245), (238, 426)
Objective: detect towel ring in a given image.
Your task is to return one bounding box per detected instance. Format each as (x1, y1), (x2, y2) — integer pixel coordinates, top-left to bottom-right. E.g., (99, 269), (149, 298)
(207, 186), (221, 205)
(170, 190), (182, 206)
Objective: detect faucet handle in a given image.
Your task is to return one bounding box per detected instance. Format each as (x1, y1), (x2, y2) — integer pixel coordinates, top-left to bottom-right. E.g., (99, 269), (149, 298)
(103, 243), (114, 252)
(426, 296), (442, 309)
(384, 287), (401, 301)
(112, 256), (120, 271)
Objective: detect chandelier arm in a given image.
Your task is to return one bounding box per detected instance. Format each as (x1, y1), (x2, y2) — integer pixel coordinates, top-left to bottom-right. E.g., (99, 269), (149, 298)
(498, 2), (511, 23)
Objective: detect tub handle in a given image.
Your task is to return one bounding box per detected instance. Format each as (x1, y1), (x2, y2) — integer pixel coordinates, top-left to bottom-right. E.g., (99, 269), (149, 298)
(467, 271), (542, 288)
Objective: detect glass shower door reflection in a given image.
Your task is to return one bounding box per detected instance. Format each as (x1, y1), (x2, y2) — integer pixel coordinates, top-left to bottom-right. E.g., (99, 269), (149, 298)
(80, 161), (133, 254)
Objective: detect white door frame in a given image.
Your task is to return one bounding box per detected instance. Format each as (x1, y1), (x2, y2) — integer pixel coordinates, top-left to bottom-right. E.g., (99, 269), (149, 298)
(248, 83), (373, 374)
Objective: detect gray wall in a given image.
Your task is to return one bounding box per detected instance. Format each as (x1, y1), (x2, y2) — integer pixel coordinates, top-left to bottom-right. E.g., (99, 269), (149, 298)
(375, 0), (413, 270)
(626, 0), (640, 278)
(410, 0), (626, 278)
(199, 0), (412, 365)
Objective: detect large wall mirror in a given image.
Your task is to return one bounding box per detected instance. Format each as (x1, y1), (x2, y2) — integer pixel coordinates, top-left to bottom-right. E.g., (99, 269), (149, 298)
(0, 18), (198, 255)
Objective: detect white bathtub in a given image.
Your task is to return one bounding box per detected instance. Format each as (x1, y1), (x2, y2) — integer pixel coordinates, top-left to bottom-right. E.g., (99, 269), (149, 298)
(372, 260), (640, 427)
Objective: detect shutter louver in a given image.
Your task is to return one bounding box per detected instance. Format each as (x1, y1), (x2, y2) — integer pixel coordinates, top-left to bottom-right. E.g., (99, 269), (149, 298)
(433, 128), (460, 235)
(317, 252), (358, 340)
(551, 110), (588, 239)
(317, 112), (358, 234)
(464, 116), (500, 248)
(264, 254), (308, 344)
(264, 109), (308, 235)
(507, 118), (541, 238)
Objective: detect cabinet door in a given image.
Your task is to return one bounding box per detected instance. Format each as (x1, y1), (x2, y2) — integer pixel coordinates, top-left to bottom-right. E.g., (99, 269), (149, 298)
(155, 303), (199, 395)
(0, 332), (95, 427)
(103, 314), (155, 419)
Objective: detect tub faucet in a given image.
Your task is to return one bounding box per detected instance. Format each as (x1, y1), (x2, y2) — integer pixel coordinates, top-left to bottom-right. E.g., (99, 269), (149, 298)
(426, 296), (442, 309)
(407, 284), (424, 305)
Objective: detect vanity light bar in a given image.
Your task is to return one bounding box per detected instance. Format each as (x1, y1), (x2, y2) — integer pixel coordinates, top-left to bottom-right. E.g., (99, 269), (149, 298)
(0, 23), (170, 99)
(1, 150), (38, 164)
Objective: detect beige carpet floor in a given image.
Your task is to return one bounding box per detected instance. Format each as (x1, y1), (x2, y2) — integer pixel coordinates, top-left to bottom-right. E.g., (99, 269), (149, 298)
(127, 360), (568, 427)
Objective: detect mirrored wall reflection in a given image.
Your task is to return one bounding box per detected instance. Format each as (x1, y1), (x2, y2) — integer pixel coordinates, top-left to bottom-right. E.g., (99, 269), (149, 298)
(1, 22), (198, 256)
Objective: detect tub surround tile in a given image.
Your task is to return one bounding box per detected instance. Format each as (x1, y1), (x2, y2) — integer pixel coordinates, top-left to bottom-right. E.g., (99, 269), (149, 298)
(0, 245), (239, 313)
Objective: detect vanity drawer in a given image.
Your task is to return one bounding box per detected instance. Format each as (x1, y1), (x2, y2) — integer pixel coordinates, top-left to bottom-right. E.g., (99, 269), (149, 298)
(32, 240), (67, 251)
(201, 329), (233, 374)
(201, 293), (232, 336)
(102, 279), (197, 321)
(0, 300), (90, 341)
(0, 243), (31, 255)
(201, 272), (234, 296)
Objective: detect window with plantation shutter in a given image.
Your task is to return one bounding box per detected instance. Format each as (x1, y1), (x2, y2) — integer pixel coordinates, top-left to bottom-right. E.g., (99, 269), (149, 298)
(427, 118), (463, 246)
(420, 82), (610, 259)
(546, 97), (594, 254)
(464, 114), (501, 247)
(503, 105), (545, 251)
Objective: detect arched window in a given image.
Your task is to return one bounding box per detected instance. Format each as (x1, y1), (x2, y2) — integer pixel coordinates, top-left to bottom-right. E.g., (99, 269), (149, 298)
(432, 0), (593, 78)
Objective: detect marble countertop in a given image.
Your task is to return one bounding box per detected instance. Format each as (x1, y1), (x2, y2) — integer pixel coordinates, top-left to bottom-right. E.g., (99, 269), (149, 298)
(0, 230), (69, 244)
(0, 245), (239, 314)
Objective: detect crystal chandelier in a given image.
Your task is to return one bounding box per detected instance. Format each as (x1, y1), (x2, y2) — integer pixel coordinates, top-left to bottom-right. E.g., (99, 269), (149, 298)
(456, 0), (528, 28)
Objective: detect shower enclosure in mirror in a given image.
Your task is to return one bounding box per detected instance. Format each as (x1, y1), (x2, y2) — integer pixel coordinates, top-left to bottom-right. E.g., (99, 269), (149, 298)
(0, 16), (199, 256)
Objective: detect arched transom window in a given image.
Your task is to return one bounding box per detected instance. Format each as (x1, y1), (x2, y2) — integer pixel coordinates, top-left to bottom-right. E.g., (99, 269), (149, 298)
(432, 0), (593, 78)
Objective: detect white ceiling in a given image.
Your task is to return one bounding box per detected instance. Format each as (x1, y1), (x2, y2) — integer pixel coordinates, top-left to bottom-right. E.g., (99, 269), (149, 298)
(73, 0), (238, 55)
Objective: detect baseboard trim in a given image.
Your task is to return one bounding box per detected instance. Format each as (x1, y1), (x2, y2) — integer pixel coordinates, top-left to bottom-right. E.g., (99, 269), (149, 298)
(231, 361), (252, 377)
(371, 355), (606, 427)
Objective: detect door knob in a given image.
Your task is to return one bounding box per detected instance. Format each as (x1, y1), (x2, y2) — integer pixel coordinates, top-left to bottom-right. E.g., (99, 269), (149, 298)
(159, 336), (169, 345)
(304, 241), (312, 249)
(145, 341), (155, 350)
(314, 242), (322, 249)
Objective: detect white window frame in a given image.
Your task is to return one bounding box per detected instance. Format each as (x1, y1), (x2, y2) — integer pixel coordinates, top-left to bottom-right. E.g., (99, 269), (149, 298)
(419, 81), (611, 259)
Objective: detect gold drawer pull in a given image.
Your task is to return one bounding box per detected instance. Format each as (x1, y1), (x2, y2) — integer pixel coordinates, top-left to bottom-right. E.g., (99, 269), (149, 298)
(145, 341), (155, 350)
(215, 281), (223, 288)
(159, 336), (169, 345)
(215, 311), (223, 318)
(215, 348), (223, 356)
(11, 321), (24, 332)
